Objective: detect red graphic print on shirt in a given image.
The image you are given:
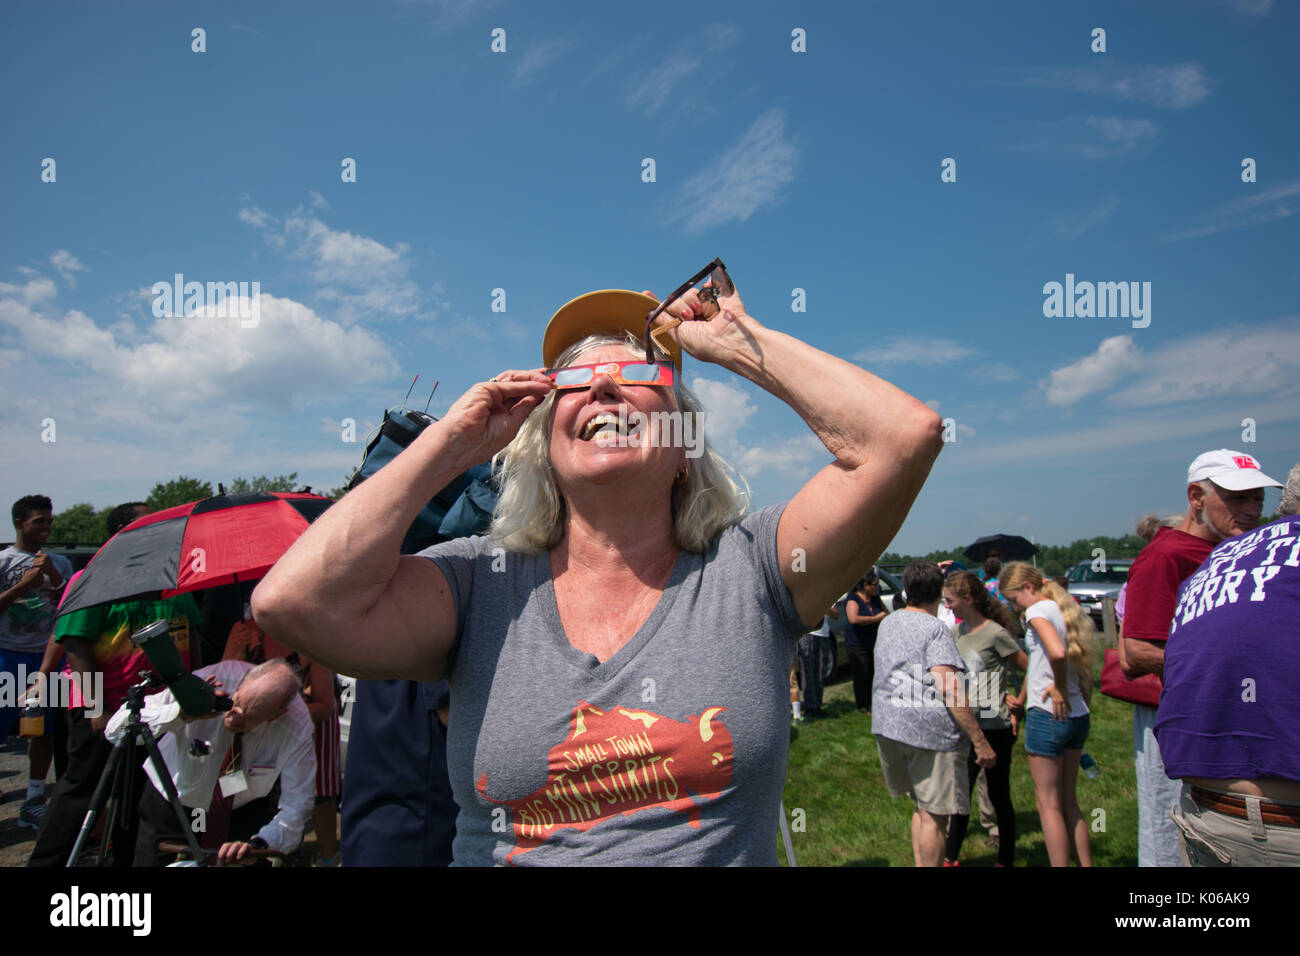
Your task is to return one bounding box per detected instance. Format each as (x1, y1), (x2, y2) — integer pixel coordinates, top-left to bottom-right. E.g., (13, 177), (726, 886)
(477, 701), (734, 863)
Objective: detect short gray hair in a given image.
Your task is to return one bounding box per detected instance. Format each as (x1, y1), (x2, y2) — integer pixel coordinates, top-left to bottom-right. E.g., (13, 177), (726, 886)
(488, 331), (750, 554)
(243, 659), (300, 713)
(1280, 460), (1300, 517)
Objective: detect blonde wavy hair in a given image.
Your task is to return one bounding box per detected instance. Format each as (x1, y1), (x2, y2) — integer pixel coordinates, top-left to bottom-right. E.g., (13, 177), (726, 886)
(488, 331), (750, 554)
(998, 561), (1097, 682)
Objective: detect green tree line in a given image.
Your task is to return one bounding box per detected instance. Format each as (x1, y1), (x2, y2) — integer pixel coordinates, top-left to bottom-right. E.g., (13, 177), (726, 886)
(879, 532), (1150, 579)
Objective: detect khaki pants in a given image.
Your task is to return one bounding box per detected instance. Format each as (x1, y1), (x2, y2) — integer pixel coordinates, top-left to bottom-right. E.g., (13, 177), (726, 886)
(1171, 783), (1300, 866)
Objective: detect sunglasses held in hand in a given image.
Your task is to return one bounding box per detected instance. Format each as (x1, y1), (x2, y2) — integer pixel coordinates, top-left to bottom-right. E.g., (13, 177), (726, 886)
(643, 258), (733, 365)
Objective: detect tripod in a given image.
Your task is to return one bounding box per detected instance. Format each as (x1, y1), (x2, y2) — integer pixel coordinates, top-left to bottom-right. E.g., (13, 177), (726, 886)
(66, 673), (207, 867)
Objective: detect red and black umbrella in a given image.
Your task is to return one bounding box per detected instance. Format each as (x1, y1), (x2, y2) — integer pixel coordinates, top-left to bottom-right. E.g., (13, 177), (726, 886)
(58, 492), (333, 616)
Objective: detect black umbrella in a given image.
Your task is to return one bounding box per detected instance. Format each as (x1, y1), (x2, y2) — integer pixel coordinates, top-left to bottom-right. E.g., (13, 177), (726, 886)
(963, 533), (1038, 564)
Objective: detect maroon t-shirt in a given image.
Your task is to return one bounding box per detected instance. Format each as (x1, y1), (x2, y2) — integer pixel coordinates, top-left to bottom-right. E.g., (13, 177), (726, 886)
(1122, 527), (1214, 694)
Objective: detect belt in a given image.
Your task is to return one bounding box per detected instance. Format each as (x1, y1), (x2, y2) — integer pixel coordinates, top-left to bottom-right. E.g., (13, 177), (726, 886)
(1190, 786), (1300, 828)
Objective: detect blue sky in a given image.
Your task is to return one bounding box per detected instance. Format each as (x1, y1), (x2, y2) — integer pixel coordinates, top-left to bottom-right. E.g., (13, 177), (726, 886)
(3, 0), (1297, 555)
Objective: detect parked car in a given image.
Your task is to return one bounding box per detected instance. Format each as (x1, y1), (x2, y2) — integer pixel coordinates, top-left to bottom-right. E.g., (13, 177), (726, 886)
(1066, 559), (1133, 631)
(821, 566), (904, 682)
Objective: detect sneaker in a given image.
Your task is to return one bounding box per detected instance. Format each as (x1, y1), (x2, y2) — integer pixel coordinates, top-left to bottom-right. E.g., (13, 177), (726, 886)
(942, 858), (960, 867)
(18, 799), (46, 831)
(313, 852), (341, 867)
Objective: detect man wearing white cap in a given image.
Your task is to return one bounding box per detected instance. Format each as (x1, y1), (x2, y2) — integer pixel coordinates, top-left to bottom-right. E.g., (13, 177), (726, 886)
(1121, 449), (1283, 865)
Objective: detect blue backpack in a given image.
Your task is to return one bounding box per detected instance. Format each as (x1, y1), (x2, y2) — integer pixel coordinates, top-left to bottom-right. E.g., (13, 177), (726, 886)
(347, 406), (499, 547)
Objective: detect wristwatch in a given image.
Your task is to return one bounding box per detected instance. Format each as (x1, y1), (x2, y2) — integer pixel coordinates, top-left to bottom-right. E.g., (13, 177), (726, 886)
(248, 836), (269, 851)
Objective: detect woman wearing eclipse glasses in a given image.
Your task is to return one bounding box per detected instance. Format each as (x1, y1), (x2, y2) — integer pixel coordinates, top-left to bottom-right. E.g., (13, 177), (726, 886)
(254, 259), (944, 865)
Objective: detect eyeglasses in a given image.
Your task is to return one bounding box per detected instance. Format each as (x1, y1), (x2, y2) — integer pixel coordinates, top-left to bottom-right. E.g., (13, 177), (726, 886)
(544, 359), (675, 390)
(643, 258), (734, 365)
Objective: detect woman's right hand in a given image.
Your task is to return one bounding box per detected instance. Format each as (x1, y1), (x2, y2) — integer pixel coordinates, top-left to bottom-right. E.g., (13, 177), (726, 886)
(1043, 685), (1068, 721)
(438, 370), (554, 467)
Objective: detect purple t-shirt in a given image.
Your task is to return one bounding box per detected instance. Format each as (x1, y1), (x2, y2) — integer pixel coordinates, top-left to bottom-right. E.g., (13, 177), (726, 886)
(1155, 517), (1300, 783)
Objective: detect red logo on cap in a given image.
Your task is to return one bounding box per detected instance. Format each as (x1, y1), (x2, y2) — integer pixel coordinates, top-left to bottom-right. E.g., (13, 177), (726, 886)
(1232, 455), (1259, 469)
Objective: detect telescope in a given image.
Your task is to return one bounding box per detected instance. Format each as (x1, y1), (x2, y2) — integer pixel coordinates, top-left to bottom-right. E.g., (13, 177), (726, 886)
(130, 619), (232, 716)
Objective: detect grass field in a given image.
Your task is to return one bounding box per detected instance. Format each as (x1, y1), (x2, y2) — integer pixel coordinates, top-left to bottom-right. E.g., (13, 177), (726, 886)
(780, 673), (1139, 866)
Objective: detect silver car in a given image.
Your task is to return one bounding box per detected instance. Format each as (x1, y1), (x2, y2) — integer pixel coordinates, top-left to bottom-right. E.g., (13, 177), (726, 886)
(822, 566), (905, 681)
(1066, 560), (1132, 631)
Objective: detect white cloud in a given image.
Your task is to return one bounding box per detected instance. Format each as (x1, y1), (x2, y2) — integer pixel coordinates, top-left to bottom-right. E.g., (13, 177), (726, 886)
(240, 204), (423, 321)
(667, 110), (798, 234)
(982, 363), (1021, 383)
(1053, 198), (1119, 241)
(624, 26), (736, 114)
(0, 282), (399, 434)
(50, 250), (89, 286)
(856, 337), (975, 367)
(0, 276), (57, 304)
(1011, 63), (1211, 109)
(1041, 322), (1300, 410)
(1007, 116), (1158, 161)
(1163, 180), (1300, 242)
(735, 434), (827, 479)
(239, 206), (277, 229)
(1234, 0), (1273, 15)
(691, 376), (757, 448)
(307, 190), (329, 210)
(626, 52), (701, 114)
(1041, 335), (1144, 407)
(514, 38), (572, 86)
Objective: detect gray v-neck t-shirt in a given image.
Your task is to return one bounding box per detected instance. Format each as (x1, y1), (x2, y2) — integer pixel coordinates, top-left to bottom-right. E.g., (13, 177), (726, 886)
(420, 504), (803, 866)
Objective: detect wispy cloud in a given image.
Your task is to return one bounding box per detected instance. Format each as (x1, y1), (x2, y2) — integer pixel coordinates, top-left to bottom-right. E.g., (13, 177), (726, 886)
(1162, 181), (1300, 242)
(982, 363), (1022, 383)
(624, 25), (737, 114)
(238, 206), (277, 229)
(1041, 322), (1300, 408)
(240, 202), (424, 321)
(49, 250), (89, 287)
(1053, 197), (1119, 240)
(1006, 62), (1211, 109)
(854, 337), (975, 367)
(1234, 0), (1273, 16)
(1007, 116), (1158, 160)
(667, 109), (798, 234)
(626, 52), (702, 114)
(514, 37), (572, 86)
(409, 0), (506, 33)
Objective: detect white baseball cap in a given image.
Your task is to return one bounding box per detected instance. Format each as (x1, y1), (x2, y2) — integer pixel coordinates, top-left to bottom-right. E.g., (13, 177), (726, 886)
(1187, 449), (1283, 491)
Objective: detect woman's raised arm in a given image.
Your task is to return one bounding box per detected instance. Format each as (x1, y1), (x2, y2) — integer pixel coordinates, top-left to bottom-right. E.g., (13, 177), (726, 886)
(252, 373), (553, 680)
(654, 285), (943, 627)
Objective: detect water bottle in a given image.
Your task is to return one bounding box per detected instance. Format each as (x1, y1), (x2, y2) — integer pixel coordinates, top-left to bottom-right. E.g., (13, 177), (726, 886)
(1080, 752), (1099, 779)
(18, 699), (45, 738)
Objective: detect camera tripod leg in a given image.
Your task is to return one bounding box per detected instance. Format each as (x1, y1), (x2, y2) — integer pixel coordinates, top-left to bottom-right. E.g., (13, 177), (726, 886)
(67, 739), (125, 867)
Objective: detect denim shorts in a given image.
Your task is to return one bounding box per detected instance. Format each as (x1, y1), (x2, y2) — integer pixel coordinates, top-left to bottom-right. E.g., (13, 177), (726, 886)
(1025, 707), (1090, 757)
